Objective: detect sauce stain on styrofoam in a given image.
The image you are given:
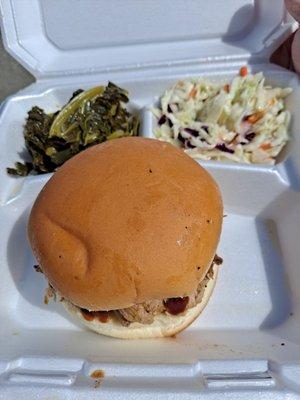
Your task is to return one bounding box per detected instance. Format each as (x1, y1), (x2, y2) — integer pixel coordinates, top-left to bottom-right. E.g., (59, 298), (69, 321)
(94, 380), (102, 388)
(91, 369), (105, 379)
(90, 369), (105, 388)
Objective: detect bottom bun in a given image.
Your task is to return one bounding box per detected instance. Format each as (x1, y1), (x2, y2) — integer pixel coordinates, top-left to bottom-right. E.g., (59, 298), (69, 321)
(62, 265), (218, 339)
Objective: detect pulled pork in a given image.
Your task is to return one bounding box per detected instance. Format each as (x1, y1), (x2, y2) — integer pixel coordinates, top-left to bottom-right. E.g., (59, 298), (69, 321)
(39, 255), (223, 327)
(117, 299), (165, 325)
(116, 255), (222, 325)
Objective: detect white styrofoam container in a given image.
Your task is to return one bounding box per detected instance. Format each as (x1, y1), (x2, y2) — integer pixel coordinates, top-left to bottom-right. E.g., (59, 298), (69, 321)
(1, 0), (300, 398)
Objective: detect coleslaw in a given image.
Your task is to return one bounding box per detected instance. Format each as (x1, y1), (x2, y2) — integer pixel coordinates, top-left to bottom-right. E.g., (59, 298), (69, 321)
(153, 67), (292, 164)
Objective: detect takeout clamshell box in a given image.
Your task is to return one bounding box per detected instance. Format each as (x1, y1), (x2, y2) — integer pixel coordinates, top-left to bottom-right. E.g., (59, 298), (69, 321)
(1, 0), (300, 398)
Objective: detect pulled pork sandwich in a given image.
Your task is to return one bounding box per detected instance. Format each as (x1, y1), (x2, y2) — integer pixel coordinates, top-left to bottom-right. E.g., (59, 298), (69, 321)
(28, 137), (223, 339)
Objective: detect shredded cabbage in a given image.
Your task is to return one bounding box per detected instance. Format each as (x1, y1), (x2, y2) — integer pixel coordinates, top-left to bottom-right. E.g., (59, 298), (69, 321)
(153, 69), (292, 164)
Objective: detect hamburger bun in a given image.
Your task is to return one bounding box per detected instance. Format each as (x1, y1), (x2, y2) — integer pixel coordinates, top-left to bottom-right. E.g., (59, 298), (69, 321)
(28, 137), (222, 328)
(62, 264), (218, 339)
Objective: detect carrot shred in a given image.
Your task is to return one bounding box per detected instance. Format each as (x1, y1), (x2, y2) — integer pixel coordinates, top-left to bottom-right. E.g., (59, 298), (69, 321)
(239, 66), (248, 77)
(189, 86), (197, 99)
(246, 111), (265, 124)
(260, 142), (272, 150)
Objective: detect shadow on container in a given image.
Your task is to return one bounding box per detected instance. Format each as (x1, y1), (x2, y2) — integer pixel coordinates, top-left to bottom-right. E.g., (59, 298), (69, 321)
(255, 216), (292, 330)
(254, 188), (300, 333)
(6, 207), (84, 328)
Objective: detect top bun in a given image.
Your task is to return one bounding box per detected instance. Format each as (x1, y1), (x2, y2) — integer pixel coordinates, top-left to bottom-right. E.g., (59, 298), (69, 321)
(28, 137), (223, 311)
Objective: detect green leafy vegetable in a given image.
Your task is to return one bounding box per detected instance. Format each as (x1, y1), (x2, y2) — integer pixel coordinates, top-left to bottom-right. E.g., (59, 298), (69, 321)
(6, 162), (33, 176)
(7, 82), (139, 176)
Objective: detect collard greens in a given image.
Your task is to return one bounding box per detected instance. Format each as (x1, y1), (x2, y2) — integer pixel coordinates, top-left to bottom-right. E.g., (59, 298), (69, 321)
(7, 82), (139, 176)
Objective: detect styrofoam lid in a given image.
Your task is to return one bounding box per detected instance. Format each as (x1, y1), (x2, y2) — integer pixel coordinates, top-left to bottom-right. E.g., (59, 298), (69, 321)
(0, 0), (295, 78)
